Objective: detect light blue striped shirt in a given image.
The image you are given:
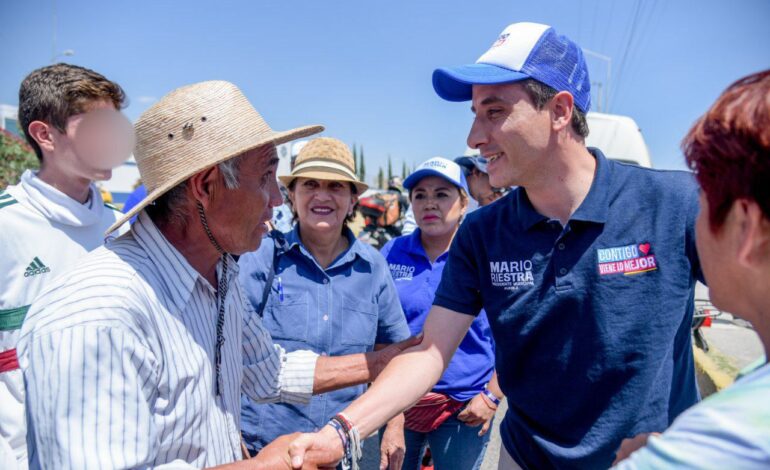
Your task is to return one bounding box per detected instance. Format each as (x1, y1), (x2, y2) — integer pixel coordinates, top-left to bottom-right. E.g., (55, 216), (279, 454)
(17, 212), (318, 469)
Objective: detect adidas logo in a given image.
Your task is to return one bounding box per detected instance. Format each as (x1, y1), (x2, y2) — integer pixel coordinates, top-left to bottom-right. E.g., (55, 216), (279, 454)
(24, 257), (51, 278)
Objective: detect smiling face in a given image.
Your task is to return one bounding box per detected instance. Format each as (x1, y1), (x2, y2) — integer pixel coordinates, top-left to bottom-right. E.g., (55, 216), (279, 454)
(289, 177), (357, 236)
(411, 175), (467, 239)
(467, 83), (552, 188)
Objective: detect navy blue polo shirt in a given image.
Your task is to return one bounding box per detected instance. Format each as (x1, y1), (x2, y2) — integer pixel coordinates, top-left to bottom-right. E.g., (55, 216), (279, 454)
(381, 229), (495, 401)
(434, 149), (703, 469)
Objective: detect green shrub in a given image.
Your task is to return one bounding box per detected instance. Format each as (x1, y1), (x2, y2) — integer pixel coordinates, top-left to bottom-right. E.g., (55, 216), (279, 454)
(0, 129), (38, 190)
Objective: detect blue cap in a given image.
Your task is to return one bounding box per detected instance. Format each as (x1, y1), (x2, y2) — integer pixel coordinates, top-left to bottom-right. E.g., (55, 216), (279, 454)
(404, 157), (469, 194)
(433, 22), (591, 113)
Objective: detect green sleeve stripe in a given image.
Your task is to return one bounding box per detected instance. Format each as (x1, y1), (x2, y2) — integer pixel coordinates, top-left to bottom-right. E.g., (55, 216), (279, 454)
(0, 193), (12, 200)
(0, 199), (19, 210)
(0, 305), (30, 331)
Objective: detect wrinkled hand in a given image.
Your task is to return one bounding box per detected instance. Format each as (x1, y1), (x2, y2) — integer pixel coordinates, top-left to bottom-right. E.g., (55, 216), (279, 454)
(372, 334), (423, 377)
(457, 393), (496, 436)
(379, 415), (405, 470)
(251, 433), (317, 469)
(613, 433), (660, 465)
(287, 426), (345, 469)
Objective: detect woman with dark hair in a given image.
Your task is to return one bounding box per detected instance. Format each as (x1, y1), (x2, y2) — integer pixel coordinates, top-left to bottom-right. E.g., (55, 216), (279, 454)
(238, 137), (411, 468)
(381, 157), (500, 470)
(613, 70), (770, 469)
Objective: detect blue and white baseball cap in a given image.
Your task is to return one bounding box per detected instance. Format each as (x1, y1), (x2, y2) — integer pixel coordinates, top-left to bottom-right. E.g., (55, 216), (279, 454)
(432, 22), (591, 113)
(404, 157), (469, 194)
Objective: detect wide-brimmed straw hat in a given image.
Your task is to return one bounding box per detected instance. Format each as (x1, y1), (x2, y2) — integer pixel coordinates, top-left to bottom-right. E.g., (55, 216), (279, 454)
(278, 137), (368, 194)
(106, 80), (323, 233)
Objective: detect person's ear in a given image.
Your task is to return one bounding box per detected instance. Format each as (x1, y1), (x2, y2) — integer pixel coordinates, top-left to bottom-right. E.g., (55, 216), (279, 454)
(27, 121), (56, 155)
(188, 166), (220, 208)
(735, 199), (770, 269)
(349, 194), (358, 216)
(550, 91), (574, 132)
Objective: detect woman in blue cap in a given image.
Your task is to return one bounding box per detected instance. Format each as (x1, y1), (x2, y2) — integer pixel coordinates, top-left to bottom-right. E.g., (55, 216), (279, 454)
(380, 157), (501, 470)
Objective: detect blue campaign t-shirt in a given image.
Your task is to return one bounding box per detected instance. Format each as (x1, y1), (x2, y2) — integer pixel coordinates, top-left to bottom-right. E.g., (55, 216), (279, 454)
(381, 230), (495, 402)
(434, 149), (703, 470)
(238, 226), (410, 452)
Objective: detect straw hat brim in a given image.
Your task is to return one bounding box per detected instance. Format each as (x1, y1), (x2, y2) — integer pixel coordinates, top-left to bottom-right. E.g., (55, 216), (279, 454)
(106, 124), (323, 234)
(279, 170), (369, 196)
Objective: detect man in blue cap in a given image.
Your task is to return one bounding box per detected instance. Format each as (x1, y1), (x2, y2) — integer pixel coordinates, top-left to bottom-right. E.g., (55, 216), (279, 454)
(283, 22), (702, 470)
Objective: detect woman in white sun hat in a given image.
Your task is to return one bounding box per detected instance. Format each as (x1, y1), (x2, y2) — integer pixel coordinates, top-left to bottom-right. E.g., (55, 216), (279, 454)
(238, 137), (411, 469)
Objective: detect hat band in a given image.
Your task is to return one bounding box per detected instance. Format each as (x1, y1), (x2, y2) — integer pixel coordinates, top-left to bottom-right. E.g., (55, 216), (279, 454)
(292, 159), (358, 181)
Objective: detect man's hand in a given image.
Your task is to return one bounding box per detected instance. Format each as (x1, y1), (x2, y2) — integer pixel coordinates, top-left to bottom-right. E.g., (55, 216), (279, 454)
(370, 334), (423, 378)
(288, 426), (345, 469)
(379, 414), (405, 470)
(457, 393), (497, 436)
(612, 433), (660, 465)
(249, 433), (317, 469)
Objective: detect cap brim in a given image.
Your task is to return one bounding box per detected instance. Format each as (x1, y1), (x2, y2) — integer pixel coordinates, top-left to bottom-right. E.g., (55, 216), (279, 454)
(105, 124), (323, 235)
(432, 64), (530, 102)
(404, 168), (466, 192)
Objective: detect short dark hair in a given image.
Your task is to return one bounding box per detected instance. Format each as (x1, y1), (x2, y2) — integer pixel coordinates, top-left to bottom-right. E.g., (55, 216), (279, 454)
(521, 79), (589, 138)
(18, 63), (126, 161)
(683, 69), (770, 230)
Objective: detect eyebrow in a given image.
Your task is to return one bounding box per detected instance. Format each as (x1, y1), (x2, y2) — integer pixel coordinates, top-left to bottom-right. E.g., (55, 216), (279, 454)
(471, 96), (505, 114)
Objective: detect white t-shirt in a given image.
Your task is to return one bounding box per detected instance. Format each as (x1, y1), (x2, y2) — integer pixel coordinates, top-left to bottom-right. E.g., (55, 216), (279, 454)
(616, 362), (770, 469)
(0, 170), (124, 470)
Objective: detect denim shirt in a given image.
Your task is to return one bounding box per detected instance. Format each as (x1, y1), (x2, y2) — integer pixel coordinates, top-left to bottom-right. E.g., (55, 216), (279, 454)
(238, 225), (410, 451)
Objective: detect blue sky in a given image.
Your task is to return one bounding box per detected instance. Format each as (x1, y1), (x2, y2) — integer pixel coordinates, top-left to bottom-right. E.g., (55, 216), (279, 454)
(2, 0), (768, 181)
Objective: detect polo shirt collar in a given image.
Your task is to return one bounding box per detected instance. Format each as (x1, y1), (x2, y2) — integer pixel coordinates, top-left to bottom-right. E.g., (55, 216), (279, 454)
(516, 147), (610, 230)
(132, 211), (238, 311)
(403, 228), (448, 264)
(569, 148), (610, 224)
(515, 190), (548, 231)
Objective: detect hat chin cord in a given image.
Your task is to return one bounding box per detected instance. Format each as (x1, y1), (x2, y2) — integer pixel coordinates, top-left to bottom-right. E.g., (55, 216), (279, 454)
(197, 201), (227, 255)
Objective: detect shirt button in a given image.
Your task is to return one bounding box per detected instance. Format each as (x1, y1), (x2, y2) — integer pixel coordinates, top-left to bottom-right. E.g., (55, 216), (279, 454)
(559, 268), (567, 275)
(558, 243), (566, 250)
(323, 314), (329, 321)
(323, 278), (329, 284)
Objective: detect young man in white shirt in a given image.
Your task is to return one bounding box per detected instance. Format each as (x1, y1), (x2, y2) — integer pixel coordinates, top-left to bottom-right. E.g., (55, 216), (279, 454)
(0, 63), (128, 470)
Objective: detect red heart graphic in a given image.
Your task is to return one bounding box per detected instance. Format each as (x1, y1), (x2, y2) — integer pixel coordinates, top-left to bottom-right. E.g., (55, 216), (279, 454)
(639, 243), (651, 255)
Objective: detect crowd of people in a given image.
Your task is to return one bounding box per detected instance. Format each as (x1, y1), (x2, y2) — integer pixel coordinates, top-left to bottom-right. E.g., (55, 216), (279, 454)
(0, 20), (768, 470)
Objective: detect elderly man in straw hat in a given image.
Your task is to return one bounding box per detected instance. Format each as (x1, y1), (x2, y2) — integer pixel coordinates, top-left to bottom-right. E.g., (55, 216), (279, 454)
(16, 80), (417, 469)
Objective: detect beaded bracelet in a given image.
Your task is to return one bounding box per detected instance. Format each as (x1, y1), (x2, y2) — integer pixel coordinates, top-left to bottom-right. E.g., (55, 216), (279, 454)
(482, 388), (501, 407)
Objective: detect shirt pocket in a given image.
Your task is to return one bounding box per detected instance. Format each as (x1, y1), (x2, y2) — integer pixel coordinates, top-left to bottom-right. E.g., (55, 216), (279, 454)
(340, 295), (378, 347)
(264, 291), (309, 342)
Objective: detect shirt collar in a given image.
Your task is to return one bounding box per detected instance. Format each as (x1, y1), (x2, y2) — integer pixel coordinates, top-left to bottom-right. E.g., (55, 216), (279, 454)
(403, 228), (448, 263)
(516, 147), (610, 230)
(132, 212), (239, 311)
(569, 148), (610, 224)
(284, 224), (374, 267)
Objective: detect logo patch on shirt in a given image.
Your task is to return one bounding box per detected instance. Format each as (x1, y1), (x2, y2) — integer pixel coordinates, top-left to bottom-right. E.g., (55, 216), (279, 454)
(389, 263), (415, 281)
(489, 259), (534, 290)
(24, 257), (51, 278)
(597, 243), (657, 276)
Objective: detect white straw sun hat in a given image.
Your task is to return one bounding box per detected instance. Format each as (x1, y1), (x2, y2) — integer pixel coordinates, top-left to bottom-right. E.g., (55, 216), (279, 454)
(107, 80), (323, 233)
